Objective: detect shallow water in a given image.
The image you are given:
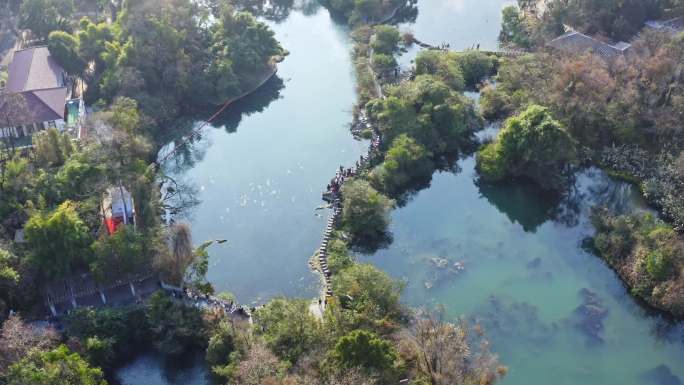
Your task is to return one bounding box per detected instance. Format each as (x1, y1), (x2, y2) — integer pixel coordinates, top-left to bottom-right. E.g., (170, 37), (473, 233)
(363, 157), (684, 385)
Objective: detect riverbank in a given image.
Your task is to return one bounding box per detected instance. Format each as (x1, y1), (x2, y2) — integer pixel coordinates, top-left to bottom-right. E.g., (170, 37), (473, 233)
(591, 209), (684, 319)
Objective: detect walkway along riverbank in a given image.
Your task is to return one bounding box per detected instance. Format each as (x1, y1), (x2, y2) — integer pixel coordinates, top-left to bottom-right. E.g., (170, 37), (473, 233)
(313, 31), (388, 300)
(43, 273), (253, 323)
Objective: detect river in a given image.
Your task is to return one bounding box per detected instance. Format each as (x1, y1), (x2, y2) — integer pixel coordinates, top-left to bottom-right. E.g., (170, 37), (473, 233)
(117, 1), (684, 384)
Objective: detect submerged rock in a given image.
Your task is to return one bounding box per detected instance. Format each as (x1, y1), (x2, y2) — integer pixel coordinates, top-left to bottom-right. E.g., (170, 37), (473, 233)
(430, 257), (449, 269)
(527, 257), (542, 269)
(473, 296), (554, 345)
(424, 280), (434, 290)
(571, 288), (609, 345)
(640, 365), (682, 385)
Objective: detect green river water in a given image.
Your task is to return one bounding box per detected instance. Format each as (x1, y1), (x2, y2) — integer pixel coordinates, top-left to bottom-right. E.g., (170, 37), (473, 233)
(116, 1), (684, 384)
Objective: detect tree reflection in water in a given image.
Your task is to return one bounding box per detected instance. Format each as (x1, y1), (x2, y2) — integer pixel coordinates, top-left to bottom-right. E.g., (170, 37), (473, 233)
(158, 75), (285, 220)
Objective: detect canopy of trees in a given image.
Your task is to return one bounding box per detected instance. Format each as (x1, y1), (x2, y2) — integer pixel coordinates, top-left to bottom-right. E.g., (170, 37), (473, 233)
(39, 0), (284, 139)
(24, 200), (93, 279)
(367, 74), (479, 157)
(19, 0), (74, 41)
(330, 329), (397, 372)
(332, 263), (404, 324)
(507, 0), (668, 47)
(5, 345), (106, 385)
(146, 291), (208, 356)
(369, 134), (433, 196)
(253, 297), (323, 364)
(340, 179), (393, 250)
(477, 105), (577, 191)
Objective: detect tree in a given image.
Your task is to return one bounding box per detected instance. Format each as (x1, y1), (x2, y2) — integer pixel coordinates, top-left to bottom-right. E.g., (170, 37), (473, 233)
(146, 291), (207, 356)
(24, 200), (93, 279)
(413, 317), (506, 385)
(0, 315), (59, 372)
(207, 319), (253, 382)
(332, 263), (403, 323)
(371, 52), (396, 74)
(367, 75), (479, 155)
(18, 0), (74, 41)
(331, 330), (397, 372)
(156, 222), (195, 285)
(0, 246), (19, 284)
(205, 321), (236, 372)
(591, 210), (684, 317)
(370, 134), (433, 196)
(415, 50), (465, 90)
(340, 179), (393, 249)
(235, 343), (284, 385)
(76, 18), (113, 66)
(453, 50), (495, 88)
(476, 105), (577, 191)
(5, 345), (106, 385)
(83, 336), (116, 370)
(154, 222), (213, 290)
(64, 306), (151, 364)
(326, 238), (355, 275)
(32, 127), (74, 168)
(499, 5), (531, 48)
(371, 25), (401, 55)
(53, 153), (105, 202)
(253, 298), (323, 364)
(0, 156), (30, 220)
(90, 226), (148, 282)
(0, 92), (30, 137)
(48, 30), (85, 75)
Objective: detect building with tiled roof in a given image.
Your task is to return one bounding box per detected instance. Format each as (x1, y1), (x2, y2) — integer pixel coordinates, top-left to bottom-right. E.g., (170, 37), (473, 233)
(0, 46), (73, 140)
(547, 31), (632, 61)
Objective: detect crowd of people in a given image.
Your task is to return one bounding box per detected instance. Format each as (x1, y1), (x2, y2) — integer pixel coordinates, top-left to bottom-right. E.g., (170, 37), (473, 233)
(324, 114), (382, 200)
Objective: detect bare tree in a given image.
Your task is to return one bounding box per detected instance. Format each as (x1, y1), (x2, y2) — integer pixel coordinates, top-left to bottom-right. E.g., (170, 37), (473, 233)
(0, 315), (59, 372)
(282, 368), (377, 385)
(0, 91), (30, 151)
(154, 222), (195, 285)
(413, 315), (506, 385)
(236, 343), (283, 385)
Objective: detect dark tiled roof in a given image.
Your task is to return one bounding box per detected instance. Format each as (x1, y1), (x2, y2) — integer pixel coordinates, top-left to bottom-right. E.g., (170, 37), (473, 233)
(0, 88), (66, 125)
(2, 46), (67, 125)
(548, 31), (630, 60)
(7, 46), (65, 92)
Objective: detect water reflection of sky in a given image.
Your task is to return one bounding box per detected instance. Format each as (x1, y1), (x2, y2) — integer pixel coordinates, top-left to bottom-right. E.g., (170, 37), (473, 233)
(396, 0), (516, 67)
